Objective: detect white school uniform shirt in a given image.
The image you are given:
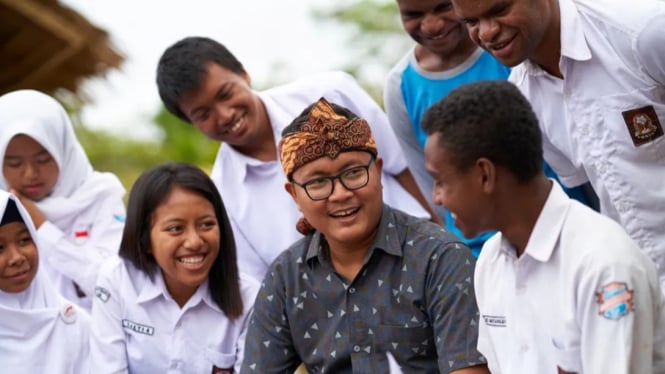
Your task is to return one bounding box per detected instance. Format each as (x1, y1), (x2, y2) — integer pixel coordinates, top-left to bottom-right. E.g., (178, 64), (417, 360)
(475, 181), (665, 374)
(0, 90), (126, 311)
(90, 257), (259, 374)
(211, 71), (428, 281)
(509, 0), (665, 289)
(0, 191), (90, 373)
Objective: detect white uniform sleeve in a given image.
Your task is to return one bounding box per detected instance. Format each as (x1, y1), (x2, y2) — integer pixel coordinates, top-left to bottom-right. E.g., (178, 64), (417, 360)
(636, 13), (665, 85)
(37, 193), (125, 296)
(321, 71), (408, 176)
(90, 258), (129, 374)
(555, 252), (661, 373)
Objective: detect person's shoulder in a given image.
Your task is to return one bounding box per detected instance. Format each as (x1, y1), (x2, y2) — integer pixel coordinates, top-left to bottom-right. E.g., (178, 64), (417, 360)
(391, 208), (468, 253)
(562, 202), (649, 267)
(238, 272), (261, 309)
(267, 234), (313, 270)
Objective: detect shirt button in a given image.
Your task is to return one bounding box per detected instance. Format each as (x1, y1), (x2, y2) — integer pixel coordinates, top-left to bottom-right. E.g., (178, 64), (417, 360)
(516, 284), (526, 294)
(349, 287), (356, 294)
(353, 345), (361, 352)
(520, 344), (529, 353)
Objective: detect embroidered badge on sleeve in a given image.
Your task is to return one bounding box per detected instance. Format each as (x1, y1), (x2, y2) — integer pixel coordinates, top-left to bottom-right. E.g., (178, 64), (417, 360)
(622, 105), (664, 146)
(596, 282), (634, 320)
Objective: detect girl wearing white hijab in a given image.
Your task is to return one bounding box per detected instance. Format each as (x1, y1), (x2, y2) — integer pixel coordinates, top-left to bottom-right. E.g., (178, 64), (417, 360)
(0, 89), (126, 311)
(0, 190), (90, 372)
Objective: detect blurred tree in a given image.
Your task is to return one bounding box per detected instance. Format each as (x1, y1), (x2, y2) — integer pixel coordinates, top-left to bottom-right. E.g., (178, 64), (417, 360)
(312, 0), (412, 105)
(78, 107), (219, 191)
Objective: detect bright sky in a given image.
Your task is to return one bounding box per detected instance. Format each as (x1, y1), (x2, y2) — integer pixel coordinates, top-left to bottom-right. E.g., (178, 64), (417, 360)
(61, 0), (354, 140)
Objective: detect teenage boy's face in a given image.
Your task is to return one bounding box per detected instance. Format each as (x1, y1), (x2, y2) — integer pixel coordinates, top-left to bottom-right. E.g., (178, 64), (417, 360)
(3, 135), (59, 202)
(424, 133), (490, 238)
(397, 0), (475, 58)
(451, 0), (552, 67)
(178, 62), (264, 148)
(286, 151), (384, 252)
(0, 221), (38, 293)
(149, 186), (220, 305)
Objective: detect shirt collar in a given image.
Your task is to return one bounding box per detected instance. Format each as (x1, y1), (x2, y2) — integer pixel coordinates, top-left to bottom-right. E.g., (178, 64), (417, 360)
(305, 204), (403, 265)
(523, 0), (591, 74)
(136, 270), (220, 312)
(522, 180), (571, 262)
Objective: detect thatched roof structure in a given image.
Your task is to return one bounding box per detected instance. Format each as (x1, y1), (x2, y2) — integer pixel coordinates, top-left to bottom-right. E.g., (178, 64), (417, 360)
(0, 0), (123, 98)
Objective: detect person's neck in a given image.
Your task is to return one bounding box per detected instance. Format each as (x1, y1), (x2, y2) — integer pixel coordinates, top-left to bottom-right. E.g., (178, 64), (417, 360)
(235, 98), (277, 162)
(415, 41), (478, 72)
(497, 177), (553, 257)
(326, 233), (378, 282)
(531, 0), (563, 78)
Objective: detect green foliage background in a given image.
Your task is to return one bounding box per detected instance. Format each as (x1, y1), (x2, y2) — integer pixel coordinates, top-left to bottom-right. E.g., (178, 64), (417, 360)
(77, 0), (410, 193)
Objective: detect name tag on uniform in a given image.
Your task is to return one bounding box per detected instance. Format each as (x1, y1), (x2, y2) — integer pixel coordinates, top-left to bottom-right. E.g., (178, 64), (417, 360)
(482, 314), (507, 327)
(622, 105), (664, 146)
(122, 319), (154, 335)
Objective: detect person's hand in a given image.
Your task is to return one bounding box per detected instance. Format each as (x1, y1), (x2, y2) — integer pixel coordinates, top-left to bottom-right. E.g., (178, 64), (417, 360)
(9, 188), (46, 228)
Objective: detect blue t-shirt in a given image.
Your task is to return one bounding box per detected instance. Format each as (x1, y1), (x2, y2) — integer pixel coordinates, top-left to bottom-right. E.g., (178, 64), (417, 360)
(398, 49), (590, 257)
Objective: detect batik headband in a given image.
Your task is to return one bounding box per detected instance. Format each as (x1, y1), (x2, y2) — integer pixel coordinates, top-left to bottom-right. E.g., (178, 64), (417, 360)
(279, 97), (377, 179)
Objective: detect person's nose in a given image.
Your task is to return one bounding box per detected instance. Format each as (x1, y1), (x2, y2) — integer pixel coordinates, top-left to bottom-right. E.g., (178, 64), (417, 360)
(478, 18), (500, 44)
(327, 177), (353, 202)
(7, 245), (26, 267)
(421, 13), (445, 35)
(183, 228), (204, 250)
(24, 162), (39, 179)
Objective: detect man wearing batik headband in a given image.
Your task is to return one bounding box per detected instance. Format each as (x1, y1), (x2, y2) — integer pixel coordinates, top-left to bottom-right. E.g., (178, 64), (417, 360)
(241, 98), (489, 374)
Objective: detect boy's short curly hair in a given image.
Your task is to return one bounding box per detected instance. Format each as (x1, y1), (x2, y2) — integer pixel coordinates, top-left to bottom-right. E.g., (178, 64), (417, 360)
(422, 80), (543, 182)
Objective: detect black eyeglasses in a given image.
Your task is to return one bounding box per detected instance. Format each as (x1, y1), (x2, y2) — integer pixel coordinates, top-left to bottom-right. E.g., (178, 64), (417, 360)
(292, 157), (375, 201)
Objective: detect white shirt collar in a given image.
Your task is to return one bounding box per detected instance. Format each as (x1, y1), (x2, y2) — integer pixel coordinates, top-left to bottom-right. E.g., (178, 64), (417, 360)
(523, 0), (591, 74)
(497, 180), (570, 262)
(136, 270), (220, 312)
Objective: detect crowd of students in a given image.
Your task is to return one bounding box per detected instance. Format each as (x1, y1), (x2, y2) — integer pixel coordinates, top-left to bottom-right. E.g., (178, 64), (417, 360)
(1, 0), (664, 372)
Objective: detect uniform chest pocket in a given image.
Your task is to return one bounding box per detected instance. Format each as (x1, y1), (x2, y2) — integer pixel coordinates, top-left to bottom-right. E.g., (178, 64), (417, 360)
(594, 86), (665, 163)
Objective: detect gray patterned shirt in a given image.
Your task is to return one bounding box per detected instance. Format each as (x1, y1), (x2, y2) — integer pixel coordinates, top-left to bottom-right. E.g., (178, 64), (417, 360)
(241, 205), (485, 373)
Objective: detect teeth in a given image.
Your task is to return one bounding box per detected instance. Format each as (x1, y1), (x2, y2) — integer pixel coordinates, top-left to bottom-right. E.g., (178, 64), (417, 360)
(492, 41), (507, 50)
(331, 208), (357, 217)
(178, 255), (204, 264)
(231, 117), (242, 132)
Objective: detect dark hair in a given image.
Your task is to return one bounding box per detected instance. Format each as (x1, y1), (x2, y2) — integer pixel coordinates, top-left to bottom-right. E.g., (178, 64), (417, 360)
(421, 80), (543, 182)
(119, 162), (243, 318)
(156, 36), (245, 123)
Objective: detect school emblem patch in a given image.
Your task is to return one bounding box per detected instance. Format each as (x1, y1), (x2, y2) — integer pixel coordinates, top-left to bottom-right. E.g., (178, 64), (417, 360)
(621, 105), (664, 146)
(596, 282), (634, 320)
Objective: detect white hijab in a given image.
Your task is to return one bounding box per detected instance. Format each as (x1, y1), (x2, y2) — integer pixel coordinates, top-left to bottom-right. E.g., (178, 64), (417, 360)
(0, 89), (125, 229)
(0, 191), (89, 372)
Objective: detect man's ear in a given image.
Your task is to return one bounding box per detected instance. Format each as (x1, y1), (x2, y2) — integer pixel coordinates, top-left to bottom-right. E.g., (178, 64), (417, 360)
(285, 182), (303, 212)
(241, 69), (251, 85)
(476, 157), (497, 194)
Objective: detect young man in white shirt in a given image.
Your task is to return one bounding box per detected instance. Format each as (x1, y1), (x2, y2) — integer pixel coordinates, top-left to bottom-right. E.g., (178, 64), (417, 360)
(422, 80), (665, 374)
(450, 0), (665, 289)
(156, 37), (438, 282)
